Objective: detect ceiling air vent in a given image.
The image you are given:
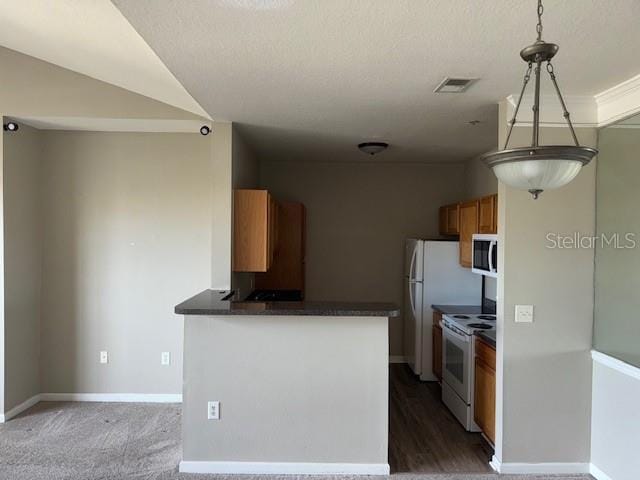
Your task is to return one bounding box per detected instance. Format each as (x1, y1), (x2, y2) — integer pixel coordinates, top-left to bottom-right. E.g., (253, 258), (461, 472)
(434, 77), (477, 93)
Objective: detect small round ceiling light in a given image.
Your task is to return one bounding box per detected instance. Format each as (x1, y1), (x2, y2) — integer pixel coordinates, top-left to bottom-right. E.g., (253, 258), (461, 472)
(200, 125), (211, 136)
(3, 121), (19, 132)
(358, 142), (389, 156)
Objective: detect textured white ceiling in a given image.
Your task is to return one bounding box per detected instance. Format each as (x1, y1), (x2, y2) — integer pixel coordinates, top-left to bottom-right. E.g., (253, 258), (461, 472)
(0, 0), (209, 119)
(34, 1), (640, 162)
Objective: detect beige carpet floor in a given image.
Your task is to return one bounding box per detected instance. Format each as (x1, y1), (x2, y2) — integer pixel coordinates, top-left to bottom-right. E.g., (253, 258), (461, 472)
(0, 401), (592, 480)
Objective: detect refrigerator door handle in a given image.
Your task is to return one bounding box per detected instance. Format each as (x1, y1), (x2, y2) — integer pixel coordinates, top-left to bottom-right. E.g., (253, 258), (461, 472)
(409, 247), (417, 281)
(409, 281), (417, 319)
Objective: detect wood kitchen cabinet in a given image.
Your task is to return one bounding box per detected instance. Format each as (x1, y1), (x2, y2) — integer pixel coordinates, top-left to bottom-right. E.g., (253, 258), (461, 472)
(474, 337), (496, 445)
(458, 200), (479, 267)
(478, 194), (498, 234)
(255, 202), (306, 292)
(432, 312), (443, 381)
(439, 203), (460, 236)
(233, 189), (278, 272)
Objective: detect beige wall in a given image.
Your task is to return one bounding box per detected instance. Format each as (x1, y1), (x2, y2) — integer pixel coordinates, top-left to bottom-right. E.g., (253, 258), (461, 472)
(39, 131), (217, 394)
(464, 155), (498, 199)
(593, 125), (640, 367)
(231, 126), (260, 299)
(210, 122), (233, 290)
(2, 125), (43, 412)
(496, 118), (597, 466)
(260, 161), (466, 356)
(182, 314), (389, 468)
(0, 46), (201, 121)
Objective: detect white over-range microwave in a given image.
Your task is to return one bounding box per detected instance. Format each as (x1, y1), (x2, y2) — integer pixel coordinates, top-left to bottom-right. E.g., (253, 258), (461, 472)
(471, 234), (497, 278)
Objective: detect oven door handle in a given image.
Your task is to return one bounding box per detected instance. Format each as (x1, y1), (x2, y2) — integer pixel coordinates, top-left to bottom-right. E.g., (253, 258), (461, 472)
(443, 326), (470, 343)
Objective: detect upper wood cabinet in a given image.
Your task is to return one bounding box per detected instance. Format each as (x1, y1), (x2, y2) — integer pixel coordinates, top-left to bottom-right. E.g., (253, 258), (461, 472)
(233, 189), (278, 272)
(255, 202), (306, 293)
(478, 194), (498, 234)
(458, 200), (479, 268)
(439, 203), (460, 236)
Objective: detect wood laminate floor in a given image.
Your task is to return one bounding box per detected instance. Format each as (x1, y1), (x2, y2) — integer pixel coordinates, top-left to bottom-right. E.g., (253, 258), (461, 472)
(389, 363), (494, 474)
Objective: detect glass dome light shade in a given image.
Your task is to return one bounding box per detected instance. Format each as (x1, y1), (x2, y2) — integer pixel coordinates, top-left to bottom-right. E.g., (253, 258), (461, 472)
(481, 145), (597, 197)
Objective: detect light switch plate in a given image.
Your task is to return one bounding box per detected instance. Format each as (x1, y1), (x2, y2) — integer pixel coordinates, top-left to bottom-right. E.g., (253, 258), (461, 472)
(161, 352), (171, 365)
(207, 401), (220, 420)
(515, 305), (534, 323)
(100, 351), (109, 364)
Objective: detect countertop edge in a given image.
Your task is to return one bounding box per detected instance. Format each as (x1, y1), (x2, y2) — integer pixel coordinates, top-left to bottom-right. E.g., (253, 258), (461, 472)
(175, 290), (400, 317)
(175, 308), (400, 317)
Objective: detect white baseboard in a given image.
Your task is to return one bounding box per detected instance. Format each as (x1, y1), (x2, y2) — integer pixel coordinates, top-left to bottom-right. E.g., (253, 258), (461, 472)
(490, 456), (589, 475)
(590, 463), (613, 480)
(179, 461), (390, 475)
(1, 392), (182, 422)
(40, 393), (182, 403)
(0, 394), (42, 423)
(389, 355), (406, 364)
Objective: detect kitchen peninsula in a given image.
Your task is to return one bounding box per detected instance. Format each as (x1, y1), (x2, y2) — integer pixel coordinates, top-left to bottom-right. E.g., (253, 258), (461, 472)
(175, 290), (399, 475)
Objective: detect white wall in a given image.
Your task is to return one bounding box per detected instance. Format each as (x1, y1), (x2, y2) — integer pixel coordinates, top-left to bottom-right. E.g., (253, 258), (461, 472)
(260, 160), (467, 356)
(2, 124), (43, 411)
(495, 116), (597, 471)
(590, 353), (640, 480)
(39, 131), (217, 395)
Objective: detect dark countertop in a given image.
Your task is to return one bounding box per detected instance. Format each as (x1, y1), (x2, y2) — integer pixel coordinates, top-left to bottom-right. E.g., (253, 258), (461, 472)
(432, 304), (484, 315)
(476, 330), (496, 348)
(175, 290), (400, 317)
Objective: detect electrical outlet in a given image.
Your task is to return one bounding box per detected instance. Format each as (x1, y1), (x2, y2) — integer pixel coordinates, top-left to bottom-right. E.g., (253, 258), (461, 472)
(161, 352), (171, 366)
(515, 305), (534, 323)
(100, 351), (109, 364)
(207, 401), (220, 420)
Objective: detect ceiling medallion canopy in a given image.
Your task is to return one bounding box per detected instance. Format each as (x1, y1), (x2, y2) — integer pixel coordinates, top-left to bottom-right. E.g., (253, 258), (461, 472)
(481, 0), (598, 199)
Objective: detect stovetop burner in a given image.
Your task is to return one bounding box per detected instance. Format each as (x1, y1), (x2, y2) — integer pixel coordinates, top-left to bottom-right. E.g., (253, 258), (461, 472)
(467, 323), (493, 329)
(477, 315), (496, 321)
(452, 315), (470, 319)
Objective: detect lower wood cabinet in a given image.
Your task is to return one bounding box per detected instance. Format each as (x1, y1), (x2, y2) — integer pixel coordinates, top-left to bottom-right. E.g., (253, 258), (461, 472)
(432, 312), (442, 381)
(474, 337), (496, 444)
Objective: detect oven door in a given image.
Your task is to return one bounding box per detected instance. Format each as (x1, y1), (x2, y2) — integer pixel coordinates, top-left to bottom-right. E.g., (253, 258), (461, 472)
(442, 324), (471, 404)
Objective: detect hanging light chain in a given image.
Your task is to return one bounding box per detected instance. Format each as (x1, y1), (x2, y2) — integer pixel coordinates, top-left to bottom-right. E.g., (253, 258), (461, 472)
(536, 0), (544, 41)
(504, 62), (533, 149)
(546, 62), (581, 146)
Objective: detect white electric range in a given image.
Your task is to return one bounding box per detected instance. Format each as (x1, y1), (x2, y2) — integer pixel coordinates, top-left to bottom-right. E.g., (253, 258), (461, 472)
(441, 313), (496, 432)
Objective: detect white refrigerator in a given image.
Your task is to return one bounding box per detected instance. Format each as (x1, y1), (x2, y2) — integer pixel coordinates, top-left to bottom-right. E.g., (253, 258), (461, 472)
(403, 239), (481, 380)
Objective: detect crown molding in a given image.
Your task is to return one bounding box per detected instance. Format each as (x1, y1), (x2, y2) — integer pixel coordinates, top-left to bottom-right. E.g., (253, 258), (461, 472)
(504, 94), (598, 128)
(595, 73), (640, 127)
(504, 72), (640, 129)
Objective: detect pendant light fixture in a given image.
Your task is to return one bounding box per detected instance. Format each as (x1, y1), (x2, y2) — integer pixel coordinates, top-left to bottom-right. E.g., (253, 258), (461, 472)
(481, 0), (597, 199)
